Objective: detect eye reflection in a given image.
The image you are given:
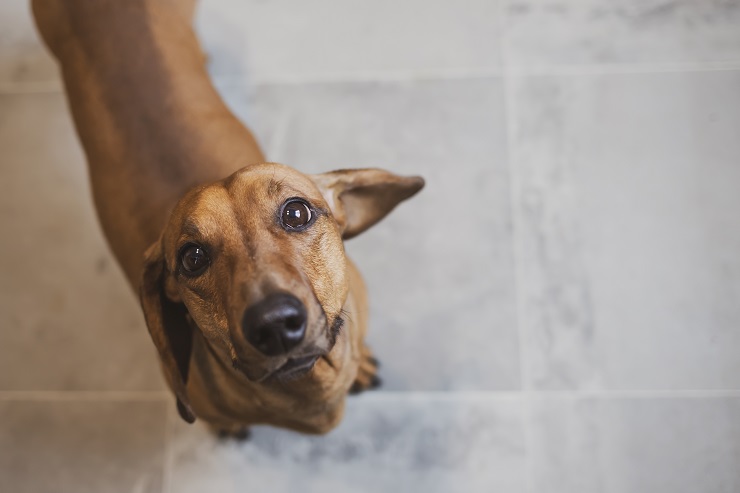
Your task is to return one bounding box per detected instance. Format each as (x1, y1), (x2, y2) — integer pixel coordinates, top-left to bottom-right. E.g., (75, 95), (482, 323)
(281, 200), (313, 230)
(180, 244), (210, 275)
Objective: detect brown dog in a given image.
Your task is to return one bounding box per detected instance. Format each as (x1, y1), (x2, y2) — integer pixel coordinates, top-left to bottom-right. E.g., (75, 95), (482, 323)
(32, 0), (423, 435)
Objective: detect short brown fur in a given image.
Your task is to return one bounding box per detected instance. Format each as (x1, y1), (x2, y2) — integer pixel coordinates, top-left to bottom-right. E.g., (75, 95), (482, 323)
(32, 0), (423, 434)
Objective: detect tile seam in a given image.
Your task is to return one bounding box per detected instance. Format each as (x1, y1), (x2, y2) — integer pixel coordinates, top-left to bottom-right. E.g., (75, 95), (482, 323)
(2, 60), (740, 95)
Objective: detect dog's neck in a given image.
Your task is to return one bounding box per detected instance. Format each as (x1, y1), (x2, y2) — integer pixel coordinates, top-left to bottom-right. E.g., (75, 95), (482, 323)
(33, 0), (265, 284)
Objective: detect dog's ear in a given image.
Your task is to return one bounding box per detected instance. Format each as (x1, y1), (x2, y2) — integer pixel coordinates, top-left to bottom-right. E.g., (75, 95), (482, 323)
(139, 240), (196, 424)
(312, 168), (424, 239)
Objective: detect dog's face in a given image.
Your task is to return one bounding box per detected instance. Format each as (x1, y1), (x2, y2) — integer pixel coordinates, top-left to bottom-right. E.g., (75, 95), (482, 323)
(140, 163), (423, 422)
(155, 164), (349, 382)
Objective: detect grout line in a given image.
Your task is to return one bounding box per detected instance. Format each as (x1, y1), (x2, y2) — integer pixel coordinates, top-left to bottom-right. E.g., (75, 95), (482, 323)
(521, 389), (740, 399)
(503, 61), (740, 77)
(497, 1), (536, 490)
(198, 60), (740, 87)
(349, 389), (740, 399)
(0, 390), (170, 401)
(2, 389), (740, 402)
(213, 61), (740, 87)
(3, 60), (740, 95)
(499, 4), (529, 400)
(210, 68), (506, 87)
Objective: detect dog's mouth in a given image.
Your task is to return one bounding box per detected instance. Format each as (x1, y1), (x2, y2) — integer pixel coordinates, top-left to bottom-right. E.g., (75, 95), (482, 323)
(271, 354), (321, 381)
(230, 314), (345, 383)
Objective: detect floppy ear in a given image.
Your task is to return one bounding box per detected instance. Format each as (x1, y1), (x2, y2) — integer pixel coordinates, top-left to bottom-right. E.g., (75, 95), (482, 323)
(311, 168), (425, 239)
(139, 240), (196, 424)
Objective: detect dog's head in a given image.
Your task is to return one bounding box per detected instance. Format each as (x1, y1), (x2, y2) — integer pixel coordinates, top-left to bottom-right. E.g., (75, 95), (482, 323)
(139, 163), (423, 423)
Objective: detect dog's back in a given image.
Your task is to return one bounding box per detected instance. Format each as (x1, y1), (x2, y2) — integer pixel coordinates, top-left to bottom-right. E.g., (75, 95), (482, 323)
(32, 0), (265, 285)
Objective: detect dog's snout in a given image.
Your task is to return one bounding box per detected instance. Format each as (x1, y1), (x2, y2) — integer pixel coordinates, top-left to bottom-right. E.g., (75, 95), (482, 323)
(242, 293), (307, 356)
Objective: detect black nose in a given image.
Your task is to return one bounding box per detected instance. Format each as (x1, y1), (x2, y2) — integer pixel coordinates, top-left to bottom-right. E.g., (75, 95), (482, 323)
(242, 293), (307, 356)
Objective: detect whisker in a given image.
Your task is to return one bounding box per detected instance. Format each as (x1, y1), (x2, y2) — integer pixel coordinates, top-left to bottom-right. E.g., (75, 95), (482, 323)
(339, 308), (353, 324)
(327, 314), (345, 349)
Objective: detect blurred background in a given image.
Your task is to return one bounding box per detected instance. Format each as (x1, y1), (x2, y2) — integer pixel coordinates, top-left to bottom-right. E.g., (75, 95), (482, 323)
(1, 0), (740, 492)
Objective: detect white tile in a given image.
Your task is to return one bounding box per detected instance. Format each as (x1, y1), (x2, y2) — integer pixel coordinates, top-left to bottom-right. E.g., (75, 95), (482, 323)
(504, 0), (740, 68)
(0, 0), (59, 86)
(170, 394), (526, 493)
(0, 93), (165, 390)
(512, 70), (740, 390)
(236, 78), (520, 390)
(197, 0), (501, 81)
(530, 396), (740, 493)
(0, 400), (166, 493)
(2, 0), (500, 88)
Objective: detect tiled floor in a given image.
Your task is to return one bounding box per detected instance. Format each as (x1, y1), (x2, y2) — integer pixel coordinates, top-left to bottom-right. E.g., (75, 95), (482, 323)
(1, 1), (739, 492)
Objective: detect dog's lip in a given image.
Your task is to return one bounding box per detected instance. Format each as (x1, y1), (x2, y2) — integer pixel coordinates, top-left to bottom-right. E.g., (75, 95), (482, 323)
(234, 348), (326, 383)
(272, 354), (321, 378)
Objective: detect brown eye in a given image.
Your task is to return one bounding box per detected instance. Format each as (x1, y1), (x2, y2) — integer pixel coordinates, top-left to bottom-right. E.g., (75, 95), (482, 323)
(180, 244), (209, 276)
(281, 200), (313, 230)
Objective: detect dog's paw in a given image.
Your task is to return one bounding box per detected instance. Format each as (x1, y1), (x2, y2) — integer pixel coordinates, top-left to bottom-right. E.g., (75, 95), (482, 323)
(349, 347), (382, 395)
(213, 424), (251, 441)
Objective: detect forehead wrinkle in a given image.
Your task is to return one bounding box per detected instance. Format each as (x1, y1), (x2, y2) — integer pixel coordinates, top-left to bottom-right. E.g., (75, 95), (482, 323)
(225, 166), (327, 240)
(180, 221), (201, 239)
(264, 175), (322, 205)
(268, 176), (327, 208)
(223, 179), (265, 259)
(267, 178), (285, 197)
(180, 186), (237, 241)
(230, 164), (326, 200)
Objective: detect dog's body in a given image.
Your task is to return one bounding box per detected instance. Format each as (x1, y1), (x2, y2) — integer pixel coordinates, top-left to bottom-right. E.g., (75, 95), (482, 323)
(33, 0), (422, 434)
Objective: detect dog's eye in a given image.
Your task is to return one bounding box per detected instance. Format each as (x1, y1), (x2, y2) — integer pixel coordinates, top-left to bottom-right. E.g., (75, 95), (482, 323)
(281, 200), (313, 230)
(180, 244), (210, 276)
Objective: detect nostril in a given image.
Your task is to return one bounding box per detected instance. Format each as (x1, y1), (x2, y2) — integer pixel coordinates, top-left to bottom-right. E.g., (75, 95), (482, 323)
(284, 314), (305, 331)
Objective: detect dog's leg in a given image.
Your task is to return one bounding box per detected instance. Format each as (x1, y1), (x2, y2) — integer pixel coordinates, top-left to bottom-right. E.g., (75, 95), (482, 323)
(349, 345), (381, 394)
(209, 422), (251, 441)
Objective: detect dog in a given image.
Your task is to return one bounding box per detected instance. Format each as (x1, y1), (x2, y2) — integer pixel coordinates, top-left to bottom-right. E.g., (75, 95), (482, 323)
(32, 0), (423, 436)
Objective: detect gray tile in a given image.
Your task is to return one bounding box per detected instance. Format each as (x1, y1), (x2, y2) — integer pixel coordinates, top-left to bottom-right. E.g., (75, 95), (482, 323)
(196, 0), (501, 80)
(503, 0), (740, 68)
(241, 79), (520, 390)
(170, 394), (526, 493)
(0, 399), (166, 493)
(212, 78), (259, 130)
(0, 92), (165, 390)
(512, 71), (740, 390)
(0, 1), (59, 87)
(530, 396), (740, 493)
(2, 0), (500, 87)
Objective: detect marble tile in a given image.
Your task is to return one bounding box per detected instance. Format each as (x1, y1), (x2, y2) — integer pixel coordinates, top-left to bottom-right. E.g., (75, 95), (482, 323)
(503, 0), (740, 68)
(240, 78), (520, 390)
(530, 396), (740, 493)
(0, 399), (166, 493)
(169, 394), (526, 493)
(0, 1), (59, 86)
(212, 78), (259, 130)
(511, 71), (740, 390)
(2, 0), (500, 88)
(0, 92), (165, 390)
(196, 0), (501, 80)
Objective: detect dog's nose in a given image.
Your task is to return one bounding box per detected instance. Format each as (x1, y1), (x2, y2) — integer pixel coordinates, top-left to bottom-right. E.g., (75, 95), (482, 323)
(241, 293), (307, 356)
